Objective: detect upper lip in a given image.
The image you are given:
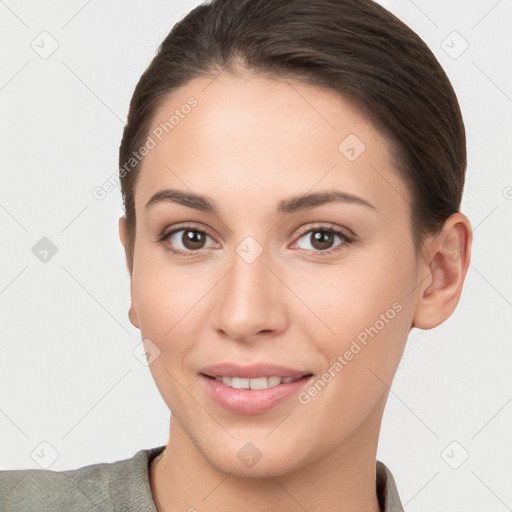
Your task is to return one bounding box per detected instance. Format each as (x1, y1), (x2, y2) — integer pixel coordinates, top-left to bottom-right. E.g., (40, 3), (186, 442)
(200, 363), (312, 379)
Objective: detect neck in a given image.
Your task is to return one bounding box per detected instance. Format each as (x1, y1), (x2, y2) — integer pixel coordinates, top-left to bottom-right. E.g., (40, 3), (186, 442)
(150, 403), (385, 512)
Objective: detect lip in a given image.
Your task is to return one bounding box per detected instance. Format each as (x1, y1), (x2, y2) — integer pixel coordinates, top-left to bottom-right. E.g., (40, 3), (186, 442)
(199, 363), (313, 415)
(200, 362), (311, 379)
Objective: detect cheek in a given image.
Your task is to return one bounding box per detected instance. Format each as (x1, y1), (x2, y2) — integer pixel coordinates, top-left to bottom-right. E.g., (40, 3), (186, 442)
(291, 242), (416, 394)
(292, 249), (414, 345)
(131, 257), (207, 412)
(132, 244), (210, 333)
(130, 248), (224, 385)
(295, 278), (412, 449)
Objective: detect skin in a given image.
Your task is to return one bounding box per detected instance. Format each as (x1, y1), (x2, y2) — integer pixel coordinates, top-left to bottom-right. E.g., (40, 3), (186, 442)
(119, 71), (472, 512)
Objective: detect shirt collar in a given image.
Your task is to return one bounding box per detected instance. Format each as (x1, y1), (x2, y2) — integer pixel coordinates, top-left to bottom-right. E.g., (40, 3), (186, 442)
(377, 460), (405, 512)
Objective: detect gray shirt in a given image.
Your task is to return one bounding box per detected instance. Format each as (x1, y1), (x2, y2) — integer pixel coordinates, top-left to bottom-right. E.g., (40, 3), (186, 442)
(0, 446), (404, 511)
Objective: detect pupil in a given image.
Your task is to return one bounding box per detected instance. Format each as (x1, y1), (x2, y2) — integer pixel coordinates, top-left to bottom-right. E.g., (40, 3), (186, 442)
(184, 230), (205, 249)
(312, 231), (333, 250)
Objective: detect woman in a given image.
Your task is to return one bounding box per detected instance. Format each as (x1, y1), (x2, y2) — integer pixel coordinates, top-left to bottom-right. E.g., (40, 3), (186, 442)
(0, 0), (472, 510)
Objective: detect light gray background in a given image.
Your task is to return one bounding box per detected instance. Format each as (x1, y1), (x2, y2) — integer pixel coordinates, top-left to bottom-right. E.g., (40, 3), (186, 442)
(1, 1), (511, 510)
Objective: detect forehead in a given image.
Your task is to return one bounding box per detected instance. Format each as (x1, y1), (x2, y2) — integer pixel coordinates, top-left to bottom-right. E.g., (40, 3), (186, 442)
(133, 72), (410, 217)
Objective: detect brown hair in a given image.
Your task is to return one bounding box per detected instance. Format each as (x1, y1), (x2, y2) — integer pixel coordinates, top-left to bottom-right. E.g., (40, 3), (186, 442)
(119, 0), (466, 271)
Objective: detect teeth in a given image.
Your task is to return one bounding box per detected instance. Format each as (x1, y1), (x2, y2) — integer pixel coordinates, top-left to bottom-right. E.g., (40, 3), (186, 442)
(268, 376), (282, 387)
(213, 376), (301, 390)
(231, 377), (249, 389)
(247, 377), (267, 390)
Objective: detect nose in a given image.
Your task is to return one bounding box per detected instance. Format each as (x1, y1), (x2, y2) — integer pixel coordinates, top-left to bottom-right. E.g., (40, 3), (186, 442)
(212, 246), (289, 343)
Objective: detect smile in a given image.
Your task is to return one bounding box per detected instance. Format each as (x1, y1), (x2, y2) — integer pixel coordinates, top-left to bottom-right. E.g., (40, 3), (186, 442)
(209, 375), (303, 390)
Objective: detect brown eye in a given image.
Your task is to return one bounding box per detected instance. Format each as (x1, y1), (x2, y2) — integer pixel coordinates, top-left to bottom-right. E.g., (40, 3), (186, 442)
(167, 229), (213, 252)
(184, 230), (206, 249)
(295, 228), (350, 254)
(310, 231), (336, 251)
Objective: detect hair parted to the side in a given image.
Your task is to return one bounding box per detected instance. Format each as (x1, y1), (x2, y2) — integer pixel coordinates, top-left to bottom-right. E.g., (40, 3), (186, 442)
(119, 0), (466, 272)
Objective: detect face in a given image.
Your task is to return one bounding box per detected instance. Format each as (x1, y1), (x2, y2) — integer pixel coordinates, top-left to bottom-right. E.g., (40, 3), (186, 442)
(124, 72), (422, 477)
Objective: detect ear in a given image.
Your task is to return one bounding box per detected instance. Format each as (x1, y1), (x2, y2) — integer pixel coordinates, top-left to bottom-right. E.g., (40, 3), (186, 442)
(118, 216), (140, 329)
(412, 212), (472, 330)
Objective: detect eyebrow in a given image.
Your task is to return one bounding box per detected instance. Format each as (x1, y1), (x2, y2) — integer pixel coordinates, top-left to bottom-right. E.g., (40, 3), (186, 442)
(144, 188), (376, 214)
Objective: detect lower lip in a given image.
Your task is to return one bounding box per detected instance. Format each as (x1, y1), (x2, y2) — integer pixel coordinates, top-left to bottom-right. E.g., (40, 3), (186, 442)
(199, 374), (312, 415)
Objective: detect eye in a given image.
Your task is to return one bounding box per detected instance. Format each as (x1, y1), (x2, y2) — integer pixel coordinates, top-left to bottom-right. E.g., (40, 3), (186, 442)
(294, 226), (353, 255)
(158, 223), (354, 258)
(158, 224), (217, 256)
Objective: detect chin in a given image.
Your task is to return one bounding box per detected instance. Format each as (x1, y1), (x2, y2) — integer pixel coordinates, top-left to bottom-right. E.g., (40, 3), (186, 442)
(201, 433), (318, 480)
(210, 452), (301, 480)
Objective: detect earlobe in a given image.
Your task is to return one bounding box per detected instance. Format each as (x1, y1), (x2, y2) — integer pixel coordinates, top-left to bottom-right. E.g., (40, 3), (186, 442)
(412, 213), (472, 330)
(128, 302), (140, 329)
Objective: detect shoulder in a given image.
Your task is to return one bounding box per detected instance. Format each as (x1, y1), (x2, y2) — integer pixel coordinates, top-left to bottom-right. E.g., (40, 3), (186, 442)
(0, 445), (165, 512)
(376, 459), (404, 512)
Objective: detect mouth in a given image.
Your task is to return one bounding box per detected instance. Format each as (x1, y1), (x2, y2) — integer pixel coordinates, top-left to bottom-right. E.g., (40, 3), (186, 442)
(198, 363), (314, 415)
(201, 374), (312, 390)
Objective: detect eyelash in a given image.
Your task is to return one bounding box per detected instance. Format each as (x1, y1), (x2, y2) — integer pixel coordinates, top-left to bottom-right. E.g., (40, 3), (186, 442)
(157, 222), (355, 258)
